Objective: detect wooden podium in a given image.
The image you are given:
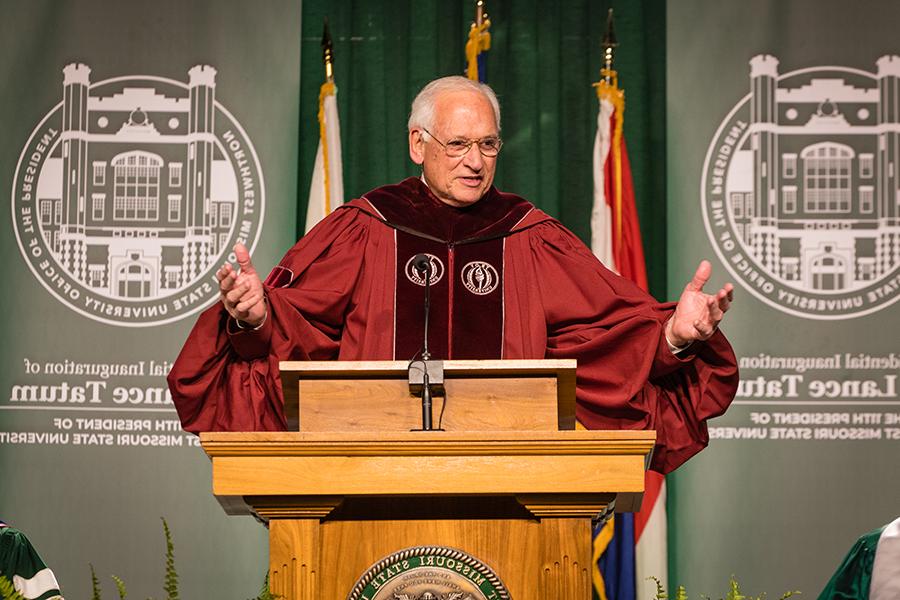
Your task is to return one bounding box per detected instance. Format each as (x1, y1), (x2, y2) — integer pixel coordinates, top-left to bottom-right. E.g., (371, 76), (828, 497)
(201, 360), (654, 600)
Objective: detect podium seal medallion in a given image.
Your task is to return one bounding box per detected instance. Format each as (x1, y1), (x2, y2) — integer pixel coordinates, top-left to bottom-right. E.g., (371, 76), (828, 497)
(347, 545), (510, 600)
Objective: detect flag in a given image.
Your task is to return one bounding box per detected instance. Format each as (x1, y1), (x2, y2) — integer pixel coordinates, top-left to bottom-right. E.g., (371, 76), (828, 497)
(590, 25), (667, 600)
(305, 22), (344, 233)
(590, 78), (647, 290)
(465, 1), (491, 82)
(634, 472), (667, 600)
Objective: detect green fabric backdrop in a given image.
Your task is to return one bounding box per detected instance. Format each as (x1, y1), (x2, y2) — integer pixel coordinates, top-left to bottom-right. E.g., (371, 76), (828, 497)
(297, 0), (668, 298)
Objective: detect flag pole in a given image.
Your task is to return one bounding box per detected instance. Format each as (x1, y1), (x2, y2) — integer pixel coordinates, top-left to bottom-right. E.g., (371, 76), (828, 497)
(322, 17), (334, 83)
(593, 9), (625, 255)
(591, 9), (660, 599)
(601, 8), (618, 86)
(318, 19), (336, 219)
(466, 1), (491, 82)
(591, 13), (667, 600)
(305, 17), (344, 233)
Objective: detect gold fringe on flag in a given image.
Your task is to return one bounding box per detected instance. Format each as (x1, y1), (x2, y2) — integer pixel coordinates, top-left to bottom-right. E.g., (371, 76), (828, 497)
(317, 80), (336, 216)
(591, 514), (615, 600)
(594, 72), (625, 254)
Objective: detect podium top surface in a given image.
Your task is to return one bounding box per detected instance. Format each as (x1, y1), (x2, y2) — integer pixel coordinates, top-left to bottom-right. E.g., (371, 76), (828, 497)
(278, 358), (577, 376)
(201, 430), (655, 456)
(278, 359), (579, 432)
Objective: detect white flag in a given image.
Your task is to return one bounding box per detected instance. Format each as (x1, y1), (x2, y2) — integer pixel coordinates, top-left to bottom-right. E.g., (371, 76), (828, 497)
(305, 81), (344, 233)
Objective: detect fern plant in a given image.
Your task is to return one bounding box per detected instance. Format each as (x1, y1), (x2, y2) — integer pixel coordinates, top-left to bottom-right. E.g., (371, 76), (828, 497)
(0, 574), (26, 600)
(249, 573), (281, 600)
(650, 575), (799, 600)
(90, 564), (103, 600)
(161, 518), (179, 600)
(650, 576), (688, 600)
(111, 574), (127, 599)
(86, 518), (279, 600)
(88, 518), (179, 600)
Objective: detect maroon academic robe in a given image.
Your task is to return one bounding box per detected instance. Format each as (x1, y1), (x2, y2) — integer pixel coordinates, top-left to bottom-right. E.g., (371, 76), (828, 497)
(168, 177), (738, 474)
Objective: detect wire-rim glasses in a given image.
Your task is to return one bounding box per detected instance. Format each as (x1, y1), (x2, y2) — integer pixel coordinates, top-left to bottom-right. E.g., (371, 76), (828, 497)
(422, 128), (503, 157)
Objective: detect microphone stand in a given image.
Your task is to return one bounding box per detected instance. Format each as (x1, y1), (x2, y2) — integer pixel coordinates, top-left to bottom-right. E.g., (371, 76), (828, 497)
(421, 260), (433, 430)
(409, 255), (443, 431)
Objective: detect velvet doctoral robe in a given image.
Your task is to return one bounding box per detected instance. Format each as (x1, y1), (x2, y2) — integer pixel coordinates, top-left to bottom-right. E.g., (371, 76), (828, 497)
(168, 177), (738, 474)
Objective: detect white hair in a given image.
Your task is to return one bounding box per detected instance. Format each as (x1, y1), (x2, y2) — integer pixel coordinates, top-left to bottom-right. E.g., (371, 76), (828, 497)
(408, 76), (501, 134)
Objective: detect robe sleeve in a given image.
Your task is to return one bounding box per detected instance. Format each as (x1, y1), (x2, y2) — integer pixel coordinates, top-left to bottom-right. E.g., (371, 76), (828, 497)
(167, 207), (370, 433)
(523, 221), (739, 474)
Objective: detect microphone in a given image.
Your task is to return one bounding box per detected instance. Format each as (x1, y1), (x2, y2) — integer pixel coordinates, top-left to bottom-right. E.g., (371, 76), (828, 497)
(412, 254), (432, 361)
(410, 253), (439, 430)
(412, 253), (431, 275)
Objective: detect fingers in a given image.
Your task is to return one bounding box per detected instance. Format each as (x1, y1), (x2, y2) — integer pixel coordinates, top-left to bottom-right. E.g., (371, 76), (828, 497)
(711, 288), (730, 315)
(224, 279), (252, 305)
(235, 290), (264, 315)
(234, 243), (257, 276)
(229, 276), (266, 325)
(216, 262), (234, 285)
(217, 246), (268, 327)
(219, 262), (256, 304)
(686, 260), (712, 292)
(220, 244), (265, 319)
(714, 283), (734, 313)
(224, 270), (260, 298)
(706, 295), (725, 324)
(695, 286), (735, 340)
(692, 318), (717, 340)
(672, 264), (735, 344)
(218, 265), (238, 312)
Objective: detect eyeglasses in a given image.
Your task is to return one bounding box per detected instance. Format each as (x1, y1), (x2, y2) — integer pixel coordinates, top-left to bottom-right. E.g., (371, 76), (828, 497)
(422, 128), (503, 157)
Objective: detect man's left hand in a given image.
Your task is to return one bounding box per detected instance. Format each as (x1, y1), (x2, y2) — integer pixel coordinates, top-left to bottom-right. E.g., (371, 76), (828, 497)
(665, 260), (734, 348)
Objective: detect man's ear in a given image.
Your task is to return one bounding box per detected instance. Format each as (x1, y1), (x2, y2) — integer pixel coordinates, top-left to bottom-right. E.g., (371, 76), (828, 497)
(409, 129), (425, 165)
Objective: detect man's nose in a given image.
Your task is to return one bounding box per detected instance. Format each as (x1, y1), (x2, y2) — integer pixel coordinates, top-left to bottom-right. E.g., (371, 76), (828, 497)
(461, 144), (484, 170)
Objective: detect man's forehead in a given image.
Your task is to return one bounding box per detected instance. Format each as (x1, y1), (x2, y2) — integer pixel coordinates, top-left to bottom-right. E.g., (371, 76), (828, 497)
(432, 91), (497, 133)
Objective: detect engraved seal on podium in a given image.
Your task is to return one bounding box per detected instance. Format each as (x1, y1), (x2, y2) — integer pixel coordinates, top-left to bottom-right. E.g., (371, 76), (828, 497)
(347, 545), (510, 600)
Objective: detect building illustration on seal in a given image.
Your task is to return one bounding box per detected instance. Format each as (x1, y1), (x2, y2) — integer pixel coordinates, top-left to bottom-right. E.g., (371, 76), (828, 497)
(729, 55), (900, 293)
(38, 63), (237, 300)
(703, 54), (900, 319)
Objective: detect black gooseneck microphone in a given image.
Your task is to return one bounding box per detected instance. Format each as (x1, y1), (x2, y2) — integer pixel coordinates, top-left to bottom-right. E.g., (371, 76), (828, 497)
(412, 253), (433, 361)
(411, 253), (434, 430)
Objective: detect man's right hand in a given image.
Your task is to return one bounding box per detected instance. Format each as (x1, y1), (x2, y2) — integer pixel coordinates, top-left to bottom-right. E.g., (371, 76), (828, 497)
(217, 243), (266, 328)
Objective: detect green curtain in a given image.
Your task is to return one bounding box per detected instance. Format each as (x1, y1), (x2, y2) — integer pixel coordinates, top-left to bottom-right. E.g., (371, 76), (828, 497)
(297, 0), (667, 298)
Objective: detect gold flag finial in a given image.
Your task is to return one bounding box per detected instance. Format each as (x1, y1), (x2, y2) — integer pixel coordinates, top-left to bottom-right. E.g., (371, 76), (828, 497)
(466, 1), (491, 81)
(322, 17), (335, 82)
(601, 8), (618, 87)
(594, 8), (622, 99)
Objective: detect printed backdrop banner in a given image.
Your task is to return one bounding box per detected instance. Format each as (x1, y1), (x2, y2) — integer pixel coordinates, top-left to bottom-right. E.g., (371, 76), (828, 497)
(0, 1), (302, 598)
(667, 0), (900, 596)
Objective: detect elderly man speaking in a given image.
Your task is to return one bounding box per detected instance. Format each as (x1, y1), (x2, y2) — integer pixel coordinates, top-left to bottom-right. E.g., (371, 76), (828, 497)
(168, 76), (738, 474)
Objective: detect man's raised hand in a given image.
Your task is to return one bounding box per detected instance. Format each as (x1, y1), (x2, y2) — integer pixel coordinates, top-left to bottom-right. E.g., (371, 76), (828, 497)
(217, 243), (266, 328)
(665, 260), (734, 348)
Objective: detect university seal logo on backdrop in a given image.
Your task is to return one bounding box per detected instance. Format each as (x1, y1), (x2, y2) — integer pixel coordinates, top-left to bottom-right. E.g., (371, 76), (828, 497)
(11, 63), (265, 327)
(702, 55), (900, 320)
